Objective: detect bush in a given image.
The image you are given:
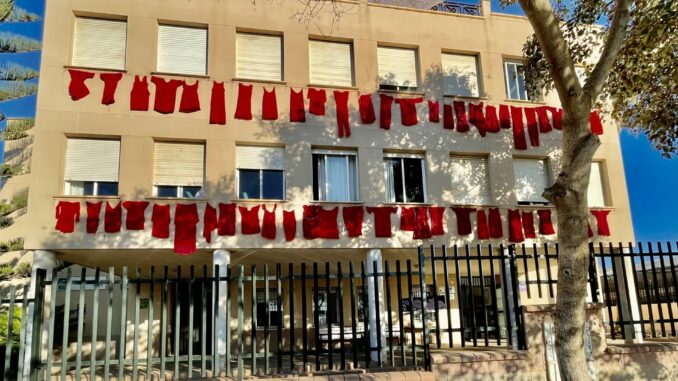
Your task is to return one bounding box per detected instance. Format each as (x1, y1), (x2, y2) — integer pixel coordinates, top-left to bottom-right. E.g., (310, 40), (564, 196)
(0, 238), (22, 252)
(0, 216), (13, 229)
(13, 262), (30, 278)
(10, 189), (27, 210)
(1, 164), (23, 176)
(0, 264), (13, 280)
(0, 307), (22, 349)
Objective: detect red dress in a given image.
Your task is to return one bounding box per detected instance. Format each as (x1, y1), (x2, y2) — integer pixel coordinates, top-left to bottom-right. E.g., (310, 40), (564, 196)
(537, 209), (555, 235)
(104, 202), (122, 233)
(307, 88), (327, 116)
(379, 94), (394, 130)
(334, 91), (350, 138)
(283, 210), (296, 241)
(209, 81), (226, 125)
(451, 207), (474, 236)
(591, 210), (611, 236)
(238, 205), (261, 235)
(394, 97), (423, 126)
(152, 204), (171, 239)
(521, 211), (537, 239)
(524, 107), (540, 147)
(454, 101), (469, 132)
(289, 88), (306, 122)
(179, 80), (201, 113)
(130, 75), (150, 111)
(508, 209), (525, 243)
(217, 203), (236, 236)
(342, 206), (364, 237)
(469, 102), (486, 136)
(477, 209), (490, 240)
(262, 87), (279, 121)
(86, 201), (102, 234)
(234, 83), (253, 120)
(484, 105), (500, 133)
(429, 207), (445, 236)
(488, 208), (503, 238)
(203, 204), (218, 243)
(443, 103), (454, 130)
(428, 100), (440, 123)
(174, 204), (200, 255)
(261, 205), (277, 240)
(510, 106), (528, 150)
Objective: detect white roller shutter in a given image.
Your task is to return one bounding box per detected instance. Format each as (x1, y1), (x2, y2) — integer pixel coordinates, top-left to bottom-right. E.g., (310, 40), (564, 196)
(153, 142), (204, 186)
(236, 146), (285, 170)
(450, 155), (491, 204)
(513, 158), (549, 203)
(442, 53), (480, 97)
(377, 46), (418, 88)
(64, 139), (120, 182)
(309, 40), (353, 87)
(72, 17), (127, 70)
(157, 24), (208, 76)
(236, 33), (282, 81)
(588, 161), (606, 207)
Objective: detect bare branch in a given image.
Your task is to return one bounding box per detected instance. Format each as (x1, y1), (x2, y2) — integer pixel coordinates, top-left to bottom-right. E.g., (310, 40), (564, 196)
(583, 0), (632, 103)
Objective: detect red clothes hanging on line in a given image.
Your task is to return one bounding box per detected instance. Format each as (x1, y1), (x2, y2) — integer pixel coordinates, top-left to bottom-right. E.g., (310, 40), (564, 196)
(152, 204), (171, 239)
(508, 209), (524, 243)
(524, 107), (540, 147)
(307, 88), (327, 116)
(550, 107), (563, 130)
(510, 106), (528, 150)
(468, 102), (486, 136)
(261, 205), (277, 240)
(100, 72), (122, 105)
(380, 94), (394, 130)
(283, 210), (297, 241)
(488, 208), (504, 239)
(262, 87), (279, 121)
(234, 83), (253, 120)
(174, 203), (199, 255)
(485, 105), (500, 133)
(104, 202), (122, 233)
(413, 207), (432, 239)
(536, 106), (552, 133)
(55, 201), (80, 233)
(130, 75), (150, 111)
(122, 201), (149, 230)
(217, 203), (236, 236)
(366, 206), (397, 238)
(429, 206), (445, 236)
(359, 94), (376, 124)
(179, 80), (201, 113)
(591, 210), (611, 236)
(86, 201), (102, 234)
(451, 207), (474, 236)
(334, 90), (351, 138)
(238, 205), (261, 235)
(499, 104), (512, 129)
(443, 103), (454, 130)
(589, 111), (604, 135)
(428, 100), (440, 123)
(537, 209), (555, 235)
(342, 206), (364, 237)
(477, 209), (490, 240)
(68, 69), (95, 101)
(394, 97), (423, 126)
(290, 88), (306, 122)
(303, 205), (340, 239)
(454, 101), (470, 132)
(151, 76), (183, 114)
(521, 210), (537, 239)
(203, 204), (218, 243)
(209, 81), (226, 125)
(400, 207), (416, 231)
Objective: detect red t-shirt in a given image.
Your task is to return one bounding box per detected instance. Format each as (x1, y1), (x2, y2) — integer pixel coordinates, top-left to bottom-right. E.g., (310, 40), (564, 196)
(151, 76), (182, 114)
(174, 204), (200, 255)
(55, 201), (80, 233)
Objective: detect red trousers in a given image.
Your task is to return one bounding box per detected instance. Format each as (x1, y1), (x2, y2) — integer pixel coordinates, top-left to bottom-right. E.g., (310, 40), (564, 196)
(100, 72), (122, 105)
(334, 91), (351, 138)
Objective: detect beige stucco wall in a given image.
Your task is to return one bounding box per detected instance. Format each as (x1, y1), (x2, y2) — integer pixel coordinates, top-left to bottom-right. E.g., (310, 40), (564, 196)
(18, 0), (633, 263)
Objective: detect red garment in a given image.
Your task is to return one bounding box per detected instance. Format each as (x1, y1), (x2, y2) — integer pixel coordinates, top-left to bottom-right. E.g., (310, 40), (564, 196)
(122, 201), (149, 230)
(499, 104), (512, 129)
(366, 207), (397, 238)
(130, 75), (150, 111)
(68, 69), (95, 101)
(262, 87), (279, 121)
(86, 201), (102, 234)
(100, 72), (122, 105)
(203, 204), (217, 243)
(283, 210), (296, 241)
(477, 209), (490, 240)
(217, 203), (236, 236)
(588, 223), (594, 238)
(179, 80), (201, 113)
(359, 94), (376, 124)
(429, 207), (445, 236)
(303, 205), (320, 239)
(342, 206), (364, 237)
(590, 111), (604, 135)
(451, 207), (474, 236)
(238, 205), (261, 235)
(395, 97), (423, 126)
(289, 89), (306, 122)
(55, 201), (80, 233)
(551, 107), (563, 130)
(151, 76), (182, 114)
(317, 206), (340, 239)
(104, 202), (122, 233)
(261, 205), (277, 240)
(428, 100), (440, 123)
(521, 211), (536, 239)
(524, 107), (540, 147)
(536, 106), (552, 133)
(413, 207), (432, 239)
(234, 83), (253, 120)
(591, 210), (611, 236)
(380, 94), (394, 130)
(209, 81), (226, 125)
(508, 209), (524, 243)
(152, 204), (171, 239)
(454, 101), (469, 132)
(334, 91), (351, 138)
(488, 208), (503, 238)
(443, 103), (454, 130)
(469, 102), (486, 136)
(307, 88), (327, 116)
(537, 209), (555, 235)
(400, 207), (415, 231)
(485, 105), (500, 133)
(174, 204), (199, 255)
(510, 106), (528, 150)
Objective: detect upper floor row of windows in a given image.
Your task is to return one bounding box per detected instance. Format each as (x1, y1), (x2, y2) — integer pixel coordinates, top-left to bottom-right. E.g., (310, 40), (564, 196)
(62, 138), (609, 208)
(71, 16), (532, 101)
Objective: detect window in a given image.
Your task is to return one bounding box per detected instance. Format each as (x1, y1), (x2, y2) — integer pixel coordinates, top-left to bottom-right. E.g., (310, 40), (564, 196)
(72, 17), (127, 70)
(588, 161), (606, 207)
(236, 146), (285, 200)
(504, 61), (529, 101)
(377, 46), (419, 91)
(313, 287), (341, 326)
(153, 142), (205, 198)
(442, 53), (480, 97)
(256, 288), (282, 327)
(157, 24), (208, 76)
(450, 155), (491, 205)
(235, 32), (283, 82)
(309, 40), (354, 87)
(513, 158), (549, 204)
(384, 153), (427, 203)
(64, 138), (120, 196)
(312, 150), (358, 202)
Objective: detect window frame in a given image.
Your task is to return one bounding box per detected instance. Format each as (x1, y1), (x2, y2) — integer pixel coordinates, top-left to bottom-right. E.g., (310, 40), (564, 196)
(152, 141), (205, 198)
(383, 153), (428, 204)
(256, 288), (283, 328)
(235, 31), (284, 82)
(449, 154), (491, 205)
(377, 45), (420, 92)
(312, 149), (359, 202)
(308, 39), (355, 87)
(64, 181), (119, 197)
(153, 185), (203, 199)
(441, 52), (482, 98)
(156, 23), (209, 76)
(71, 16), (128, 71)
(513, 157), (550, 205)
(236, 168), (286, 200)
(588, 161), (607, 207)
(504, 61), (529, 101)
(63, 137), (121, 196)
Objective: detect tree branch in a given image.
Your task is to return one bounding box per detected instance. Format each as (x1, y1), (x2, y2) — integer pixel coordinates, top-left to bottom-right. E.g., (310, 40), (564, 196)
(517, 0), (581, 112)
(582, 0), (632, 103)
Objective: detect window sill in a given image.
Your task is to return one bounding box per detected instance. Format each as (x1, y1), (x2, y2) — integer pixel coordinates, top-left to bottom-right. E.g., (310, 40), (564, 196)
(442, 95), (488, 101)
(232, 77), (286, 85)
(310, 200), (365, 205)
(234, 199), (289, 203)
(503, 98), (546, 106)
(54, 195), (121, 200)
(307, 83), (358, 91)
(381, 202), (432, 206)
(449, 203), (498, 208)
(145, 196), (208, 202)
(64, 65), (127, 73)
(378, 89), (426, 96)
(151, 71), (210, 79)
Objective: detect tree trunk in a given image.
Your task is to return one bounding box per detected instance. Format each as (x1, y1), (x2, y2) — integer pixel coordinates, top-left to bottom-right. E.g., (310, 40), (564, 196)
(543, 112), (600, 381)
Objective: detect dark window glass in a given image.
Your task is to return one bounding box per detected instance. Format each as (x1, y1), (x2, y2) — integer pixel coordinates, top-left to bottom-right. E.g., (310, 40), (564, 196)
(312, 155), (320, 200)
(182, 186), (202, 198)
(386, 158), (404, 203)
(83, 182), (95, 196)
(403, 158), (424, 203)
(157, 186), (178, 198)
(262, 170), (284, 199)
(97, 182), (118, 196)
(239, 169), (261, 199)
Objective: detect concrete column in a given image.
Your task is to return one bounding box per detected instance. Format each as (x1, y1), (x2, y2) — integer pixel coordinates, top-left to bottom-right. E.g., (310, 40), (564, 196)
(213, 249), (231, 371)
(24, 250), (58, 378)
(614, 253), (643, 343)
(366, 249), (386, 364)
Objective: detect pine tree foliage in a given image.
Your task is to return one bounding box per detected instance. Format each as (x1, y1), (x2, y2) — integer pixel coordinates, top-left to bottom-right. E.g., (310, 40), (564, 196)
(0, 0), (14, 22)
(4, 6), (38, 22)
(0, 81), (37, 101)
(0, 62), (38, 80)
(0, 32), (40, 53)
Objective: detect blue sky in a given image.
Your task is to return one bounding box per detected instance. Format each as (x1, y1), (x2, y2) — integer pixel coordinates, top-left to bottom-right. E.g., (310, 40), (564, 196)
(1, 0), (676, 242)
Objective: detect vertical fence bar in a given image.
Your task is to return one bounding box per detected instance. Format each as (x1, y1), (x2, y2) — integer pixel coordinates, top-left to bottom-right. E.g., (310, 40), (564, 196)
(587, 248), (600, 303)
(188, 266), (195, 378)
(3, 287), (16, 380)
(46, 269), (59, 381)
(417, 247), (430, 371)
(18, 285), (29, 380)
(59, 269), (72, 381)
(361, 261), (370, 368)
(250, 265), (257, 376)
(147, 267), (155, 380)
(237, 265), (244, 380)
(173, 267), (181, 379)
(75, 268), (87, 380)
(453, 246), (466, 348)
(201, 265), (207, 377)
(325, 263), (333, 370)
(430, 246), (441, 349)
(405, 259), (417, 365)
(441, 246), (453, 348)
(544, 243), (556, 299)
(212, 264), (220, 377)
(118, 267), (129, 380)
(476, 244), (489, 346)
(289, 263), (296, 372)
(226, 264), (232, 377)
(337, 262), (346, 370)
(373, 260), (383, 367)
(313, 263), (320, 371)
(520, 244), (531, 299)
(160, 267), (168, 379)
(627, 243), (647, 339)
(89, 268), (101, 381)
(349, 262), (358, 369)
(638, 243), (656, 337)
(132, 267), (141, 381)
(597, 244), (617, 339)
(667, 242), (678, 305)
(395, 261), (406, 365)
(509, 247), (525, 349)
(614, 242), (635, 340)
(31, 270), (47, 381)
(656, 242), (676, 336)
(487, 244), (501, 346)
(647, 243), (667, 337)
(384, 261), (394, 366)
(499, 245), (513, 348)
(263, 264), (270, 375)
(276, 264), (283, 373)
(464, 245), (477, 346)
(301, 263), (308, 371)
(103, 268), (114, 381)
(532, 244), (543, 299)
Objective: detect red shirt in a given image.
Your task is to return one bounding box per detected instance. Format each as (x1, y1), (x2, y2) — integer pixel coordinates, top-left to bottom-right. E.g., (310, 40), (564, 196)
(123, 201), (149, 230)
(151, 76), (183, 114)
(55, 201), (80, 233)
(174, 204), (200, 255)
